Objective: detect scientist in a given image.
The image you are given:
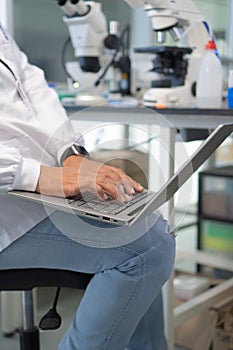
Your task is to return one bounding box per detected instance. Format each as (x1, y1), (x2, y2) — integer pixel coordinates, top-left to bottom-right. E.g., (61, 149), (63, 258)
(0, 23), (175, 350)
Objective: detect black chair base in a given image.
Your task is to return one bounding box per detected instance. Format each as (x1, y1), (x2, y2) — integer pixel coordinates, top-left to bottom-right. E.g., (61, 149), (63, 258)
(0, 268), (93, 350)
(19, 327), (40, 350)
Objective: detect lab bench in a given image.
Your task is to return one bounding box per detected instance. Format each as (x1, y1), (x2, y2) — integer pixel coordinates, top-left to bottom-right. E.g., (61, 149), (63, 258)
(64, 104), (233, 129)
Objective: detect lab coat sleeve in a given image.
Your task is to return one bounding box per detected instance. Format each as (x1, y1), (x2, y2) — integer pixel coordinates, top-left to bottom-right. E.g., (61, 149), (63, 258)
(13, 39), (85, 164)
(0, 145), (40, 195)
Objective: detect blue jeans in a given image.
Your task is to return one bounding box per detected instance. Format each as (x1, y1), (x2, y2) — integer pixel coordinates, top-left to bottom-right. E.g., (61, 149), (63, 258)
(0, 212), (176, 350)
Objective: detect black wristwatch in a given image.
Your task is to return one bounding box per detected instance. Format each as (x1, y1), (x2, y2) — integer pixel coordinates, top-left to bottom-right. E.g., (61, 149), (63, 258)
(60, 144), (89, 164)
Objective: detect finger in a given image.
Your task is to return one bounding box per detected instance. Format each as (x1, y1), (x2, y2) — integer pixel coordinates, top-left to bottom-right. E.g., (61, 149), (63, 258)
(118, 178), (135, 196)
(116, 182), (134, 202)
(96, 176), (130, 203)
(112, 169), (144, 194)
(125, 175), (144, 193)
(116, 168), (144, 192)
(101, 167), (134, 195)
(96, 176), (118, 199)
(96, 185), (109, 201)
(99, 165), (122, 183)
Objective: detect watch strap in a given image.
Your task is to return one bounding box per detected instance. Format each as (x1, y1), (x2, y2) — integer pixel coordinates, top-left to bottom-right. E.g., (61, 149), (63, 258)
(60, 144), (89, 164)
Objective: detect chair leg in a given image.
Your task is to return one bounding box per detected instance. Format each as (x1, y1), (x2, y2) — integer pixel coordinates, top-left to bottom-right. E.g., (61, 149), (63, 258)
(19, 290), (40, 350)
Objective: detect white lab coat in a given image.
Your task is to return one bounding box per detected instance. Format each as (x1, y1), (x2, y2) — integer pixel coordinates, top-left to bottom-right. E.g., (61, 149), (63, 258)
(0, 25), (83, 252)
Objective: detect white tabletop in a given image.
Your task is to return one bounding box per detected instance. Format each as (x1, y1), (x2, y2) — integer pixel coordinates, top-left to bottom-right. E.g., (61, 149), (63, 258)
(64, 104), (233, 129)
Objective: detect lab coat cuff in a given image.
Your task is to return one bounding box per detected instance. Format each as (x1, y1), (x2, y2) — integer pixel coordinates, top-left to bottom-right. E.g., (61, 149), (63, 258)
(13, 158), (41, 192)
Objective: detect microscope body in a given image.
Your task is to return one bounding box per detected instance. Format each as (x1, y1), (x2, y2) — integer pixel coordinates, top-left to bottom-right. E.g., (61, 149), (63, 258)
(136, 0), (212, 106)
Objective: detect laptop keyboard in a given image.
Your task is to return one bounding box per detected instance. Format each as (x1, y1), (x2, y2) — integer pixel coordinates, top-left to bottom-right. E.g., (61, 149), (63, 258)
(67, 190), (149, 215)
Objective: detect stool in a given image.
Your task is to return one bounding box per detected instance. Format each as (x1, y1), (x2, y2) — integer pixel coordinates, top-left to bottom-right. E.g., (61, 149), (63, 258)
(0, 268), (93, 350)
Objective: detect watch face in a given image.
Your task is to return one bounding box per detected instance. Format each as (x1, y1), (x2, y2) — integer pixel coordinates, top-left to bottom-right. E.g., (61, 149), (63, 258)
(73, 145), (89, 156)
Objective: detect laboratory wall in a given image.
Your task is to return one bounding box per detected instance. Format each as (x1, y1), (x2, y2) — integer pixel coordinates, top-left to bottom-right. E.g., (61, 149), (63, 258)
(14, 0), (67, 81)
(195, 0), (227, 32)
(194, 0), (232, 78)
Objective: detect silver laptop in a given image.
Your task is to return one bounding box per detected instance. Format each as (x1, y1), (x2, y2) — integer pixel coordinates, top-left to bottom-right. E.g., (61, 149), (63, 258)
(10, 123), (233, 227)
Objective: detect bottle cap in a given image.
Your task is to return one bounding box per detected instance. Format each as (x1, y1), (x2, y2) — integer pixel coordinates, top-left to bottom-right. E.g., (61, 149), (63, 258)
(205, 40), (217, 50)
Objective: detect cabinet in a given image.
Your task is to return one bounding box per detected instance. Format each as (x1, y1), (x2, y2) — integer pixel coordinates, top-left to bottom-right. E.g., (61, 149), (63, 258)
(197, 166), (233, 277)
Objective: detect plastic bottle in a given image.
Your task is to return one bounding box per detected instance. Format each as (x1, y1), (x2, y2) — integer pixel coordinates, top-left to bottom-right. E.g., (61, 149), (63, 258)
(196, 40), (223, 108)
(227, 70), (233, 108)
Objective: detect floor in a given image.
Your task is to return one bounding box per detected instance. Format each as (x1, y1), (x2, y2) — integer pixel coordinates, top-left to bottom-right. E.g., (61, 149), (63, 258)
(0, 287), (83, 350)
(0, 287), (187, 349)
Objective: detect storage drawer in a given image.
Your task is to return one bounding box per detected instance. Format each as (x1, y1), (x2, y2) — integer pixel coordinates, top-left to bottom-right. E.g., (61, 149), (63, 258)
(200, 175), (233, 221)
(200, 220), (233, 256)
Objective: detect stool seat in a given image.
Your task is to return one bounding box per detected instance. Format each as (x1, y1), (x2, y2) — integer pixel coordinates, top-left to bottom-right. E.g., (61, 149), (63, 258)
(0, 268), (93, 291)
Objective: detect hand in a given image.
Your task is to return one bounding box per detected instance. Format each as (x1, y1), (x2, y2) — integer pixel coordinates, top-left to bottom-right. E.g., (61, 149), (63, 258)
(36, 155), (144, 201)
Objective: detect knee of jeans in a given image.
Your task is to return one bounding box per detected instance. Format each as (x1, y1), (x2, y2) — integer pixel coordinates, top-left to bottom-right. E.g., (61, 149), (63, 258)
(117, 233), (175, 285)
(116, 252), (147, 281)
(144, 232), (176, 285)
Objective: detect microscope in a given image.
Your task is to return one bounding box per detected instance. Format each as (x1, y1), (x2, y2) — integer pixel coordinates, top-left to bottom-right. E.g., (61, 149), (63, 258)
(54, 0), (131, 96)
(126, 0), (213, 106)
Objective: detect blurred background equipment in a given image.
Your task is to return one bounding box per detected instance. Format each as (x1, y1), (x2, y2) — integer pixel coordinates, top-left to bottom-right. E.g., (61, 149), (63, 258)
(55, 0), (219, 107)
(12, 0), (233, 106)
(55, 0), (132, 97)
(130, 0), (216, 107)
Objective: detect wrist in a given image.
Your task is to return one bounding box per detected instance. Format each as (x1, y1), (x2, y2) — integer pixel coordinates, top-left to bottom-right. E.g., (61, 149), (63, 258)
(62, 154), (85, 167)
